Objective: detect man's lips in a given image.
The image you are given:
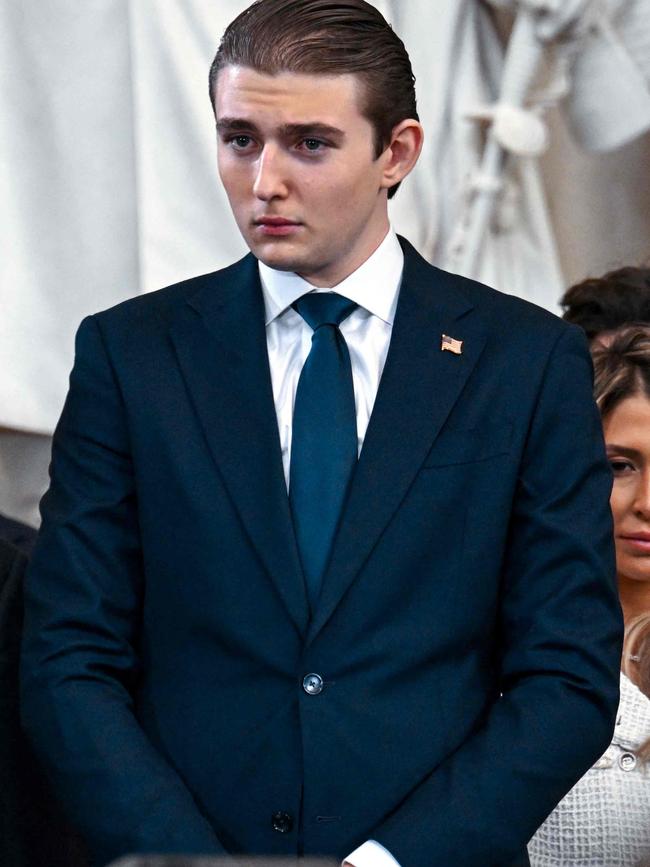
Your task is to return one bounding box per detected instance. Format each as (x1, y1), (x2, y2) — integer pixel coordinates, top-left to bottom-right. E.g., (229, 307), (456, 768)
(253, 217), (302, 236)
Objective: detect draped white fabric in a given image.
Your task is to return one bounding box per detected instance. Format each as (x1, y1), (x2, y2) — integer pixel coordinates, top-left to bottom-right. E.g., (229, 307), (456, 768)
(564, 0), (650, 151)
(1, 0), (649, 436)
(388, 0), (565, 305)
(128, 1), (248, 294)
(491, 0), (650, 151)
(0, 2), (138, 433)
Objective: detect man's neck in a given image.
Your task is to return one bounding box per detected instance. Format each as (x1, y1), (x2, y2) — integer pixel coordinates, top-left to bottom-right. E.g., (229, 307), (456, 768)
(297, 224), (391, 289)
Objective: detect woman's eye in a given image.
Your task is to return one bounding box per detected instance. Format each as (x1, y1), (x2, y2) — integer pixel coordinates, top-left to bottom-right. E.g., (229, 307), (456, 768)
(609, 458), (635, 474)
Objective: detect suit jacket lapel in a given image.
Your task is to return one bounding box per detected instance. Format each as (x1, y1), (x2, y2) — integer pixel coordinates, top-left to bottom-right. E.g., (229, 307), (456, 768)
(307, 240), (487, 642)
(169, 255), (310, 637)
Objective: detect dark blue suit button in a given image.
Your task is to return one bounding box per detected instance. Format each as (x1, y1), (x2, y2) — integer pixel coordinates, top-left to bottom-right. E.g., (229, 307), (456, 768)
(271, 811), (294, 833)
(302, 673), (324, 695)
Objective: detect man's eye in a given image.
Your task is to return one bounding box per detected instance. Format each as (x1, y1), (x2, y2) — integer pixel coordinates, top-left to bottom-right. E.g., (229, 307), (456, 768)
(230, 135), (253, 149)
(301, 138), (325, 152)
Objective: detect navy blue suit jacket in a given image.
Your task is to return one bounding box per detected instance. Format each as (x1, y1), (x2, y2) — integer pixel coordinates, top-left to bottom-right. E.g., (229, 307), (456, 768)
(21, 239), (623, 866)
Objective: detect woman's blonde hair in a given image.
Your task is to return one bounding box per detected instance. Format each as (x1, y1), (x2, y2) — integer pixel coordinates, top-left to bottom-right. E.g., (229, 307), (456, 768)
(592, 323), (650, 418)
(622, 614), (650, 762)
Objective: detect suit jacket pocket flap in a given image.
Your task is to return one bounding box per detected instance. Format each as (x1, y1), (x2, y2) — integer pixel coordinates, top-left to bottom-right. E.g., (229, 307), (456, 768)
(422, 422), (512, 468)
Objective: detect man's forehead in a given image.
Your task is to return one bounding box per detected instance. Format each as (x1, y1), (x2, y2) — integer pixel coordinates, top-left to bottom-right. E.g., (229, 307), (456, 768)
(214, 64), (365, 119)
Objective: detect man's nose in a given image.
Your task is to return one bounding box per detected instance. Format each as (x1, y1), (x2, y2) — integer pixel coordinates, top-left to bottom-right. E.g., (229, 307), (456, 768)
(253, 146), (288, 201)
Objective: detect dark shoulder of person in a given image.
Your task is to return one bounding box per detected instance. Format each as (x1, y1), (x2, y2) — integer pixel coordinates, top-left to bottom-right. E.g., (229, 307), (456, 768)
(0, 537), (28, 635)
(0, 538), (89, 867)
(0, 512), (38, 555)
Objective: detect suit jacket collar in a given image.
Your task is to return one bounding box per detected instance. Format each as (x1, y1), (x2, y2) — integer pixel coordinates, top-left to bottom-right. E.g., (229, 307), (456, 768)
(169, 254), (310, 638)
(169, 239), (486, 642)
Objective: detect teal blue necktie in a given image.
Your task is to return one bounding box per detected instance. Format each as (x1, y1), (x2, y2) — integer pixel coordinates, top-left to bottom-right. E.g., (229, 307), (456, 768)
(290, 293), (358, 610)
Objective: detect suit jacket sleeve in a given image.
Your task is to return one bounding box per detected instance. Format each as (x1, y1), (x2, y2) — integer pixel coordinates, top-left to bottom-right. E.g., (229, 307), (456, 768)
(20, 316), (227, 866)
(371, 325), (623, 867)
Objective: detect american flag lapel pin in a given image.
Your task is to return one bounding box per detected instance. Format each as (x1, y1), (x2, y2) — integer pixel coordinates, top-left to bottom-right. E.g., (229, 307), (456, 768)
(441, 334), (463, 355)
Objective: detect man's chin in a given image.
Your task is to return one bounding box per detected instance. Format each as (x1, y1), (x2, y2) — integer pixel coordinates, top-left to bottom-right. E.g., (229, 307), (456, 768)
(251, 242), (308, 274)
(259, 256), (299, 273)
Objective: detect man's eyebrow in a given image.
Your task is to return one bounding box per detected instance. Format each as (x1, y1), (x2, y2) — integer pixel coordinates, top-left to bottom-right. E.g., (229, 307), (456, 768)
(215, 118), (345, 143)
(216, 117), (262, 135)
(279, 123), (345, 142)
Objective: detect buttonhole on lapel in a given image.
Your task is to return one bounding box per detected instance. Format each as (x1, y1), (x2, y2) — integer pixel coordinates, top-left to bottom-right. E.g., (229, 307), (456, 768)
(316, 815), (341, 823)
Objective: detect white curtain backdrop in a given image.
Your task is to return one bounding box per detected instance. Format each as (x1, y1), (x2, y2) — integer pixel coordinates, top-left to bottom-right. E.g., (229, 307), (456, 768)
(1, 2), (139, 434)
(1, 0), (649, 524)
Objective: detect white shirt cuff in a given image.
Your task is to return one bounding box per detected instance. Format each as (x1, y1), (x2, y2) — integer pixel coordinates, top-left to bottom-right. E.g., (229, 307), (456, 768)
(344, 839), (401, 867)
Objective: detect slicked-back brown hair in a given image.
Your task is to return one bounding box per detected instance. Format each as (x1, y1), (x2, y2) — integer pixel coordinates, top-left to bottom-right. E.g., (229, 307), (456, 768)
(209, 0), (419, 199)
(592, 324), (650, 420)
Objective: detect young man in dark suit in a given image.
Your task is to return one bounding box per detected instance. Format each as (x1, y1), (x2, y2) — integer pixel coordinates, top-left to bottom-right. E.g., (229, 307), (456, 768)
(21, 2), (623, 866)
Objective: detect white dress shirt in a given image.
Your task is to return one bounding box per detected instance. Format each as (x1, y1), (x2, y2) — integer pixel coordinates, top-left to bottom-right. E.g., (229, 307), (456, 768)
(258, 228), (403, 867)
(259, 228), (403, 489)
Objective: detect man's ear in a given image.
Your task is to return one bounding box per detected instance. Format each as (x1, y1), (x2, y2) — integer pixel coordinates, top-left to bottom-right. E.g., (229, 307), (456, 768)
(379, 119), (424, 192)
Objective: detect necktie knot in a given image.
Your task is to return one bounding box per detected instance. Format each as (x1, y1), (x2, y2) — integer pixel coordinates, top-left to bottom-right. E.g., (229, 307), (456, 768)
(293, 292), (357, 331)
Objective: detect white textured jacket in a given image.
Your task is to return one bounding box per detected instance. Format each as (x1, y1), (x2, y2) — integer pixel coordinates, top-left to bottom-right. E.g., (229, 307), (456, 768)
(529, 673), (650, 867)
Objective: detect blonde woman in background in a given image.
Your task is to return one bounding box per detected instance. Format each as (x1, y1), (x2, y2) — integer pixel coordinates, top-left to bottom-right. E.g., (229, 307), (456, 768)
(530, 324), (650, 867)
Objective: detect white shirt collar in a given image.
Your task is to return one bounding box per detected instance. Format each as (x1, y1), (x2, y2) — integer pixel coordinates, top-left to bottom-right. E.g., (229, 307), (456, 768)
(258, 229), (404, 327)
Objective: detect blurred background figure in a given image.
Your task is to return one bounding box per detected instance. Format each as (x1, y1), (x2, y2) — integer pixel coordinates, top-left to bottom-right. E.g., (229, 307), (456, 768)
(561, 266), (650, 346)
(529, 324), (650, 867)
